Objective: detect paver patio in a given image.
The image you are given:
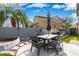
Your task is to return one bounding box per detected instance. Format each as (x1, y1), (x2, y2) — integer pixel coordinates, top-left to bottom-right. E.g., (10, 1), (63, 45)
(16, 42), (79, 56)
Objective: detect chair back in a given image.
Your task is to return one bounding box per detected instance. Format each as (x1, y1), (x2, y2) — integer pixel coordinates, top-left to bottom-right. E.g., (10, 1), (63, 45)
(31, 36), (40, 42)
(58, 33), (63, 42)
(42, 29), (49, 34)
(54, 33), (63, 42)
(0, 46), (5, 51)
(31, 36), (44, 48)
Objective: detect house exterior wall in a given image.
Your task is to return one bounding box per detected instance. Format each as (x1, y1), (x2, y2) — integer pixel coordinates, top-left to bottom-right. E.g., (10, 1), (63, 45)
(77, 3), (79, 16)
(33, 16), (63, 33)
(27, 21), (33, 27)
(34, 16), (47, 28)
(51, 17), (62, 32)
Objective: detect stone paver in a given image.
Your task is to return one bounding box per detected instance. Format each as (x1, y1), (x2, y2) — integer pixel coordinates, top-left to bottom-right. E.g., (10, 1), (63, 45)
(8, 41), (30, 55)
(16, 43), (79, 56)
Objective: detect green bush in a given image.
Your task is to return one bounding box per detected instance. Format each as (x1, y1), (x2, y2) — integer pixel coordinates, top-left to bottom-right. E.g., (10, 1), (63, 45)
(0, 53), (14, 56)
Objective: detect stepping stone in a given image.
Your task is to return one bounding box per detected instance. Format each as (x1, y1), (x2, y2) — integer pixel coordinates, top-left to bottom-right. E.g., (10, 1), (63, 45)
(18, 43), (25, 46)
(11, 46), (20, 50)
(24, 42), (29, 44)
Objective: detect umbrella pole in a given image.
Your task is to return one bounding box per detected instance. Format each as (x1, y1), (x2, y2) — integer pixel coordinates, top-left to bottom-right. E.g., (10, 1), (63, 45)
(48, 30), (50, 36)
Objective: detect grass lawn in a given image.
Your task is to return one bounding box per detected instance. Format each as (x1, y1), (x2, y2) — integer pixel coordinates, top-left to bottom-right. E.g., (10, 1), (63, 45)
(0, 51), (14, 56)
(62, 34), (79, 43)
(0, 52), (14, 56)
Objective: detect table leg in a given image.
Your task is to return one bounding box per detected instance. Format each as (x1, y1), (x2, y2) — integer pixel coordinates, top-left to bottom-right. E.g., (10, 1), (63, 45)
(44, 40), (46, 50)
(47, 40), (49, 52)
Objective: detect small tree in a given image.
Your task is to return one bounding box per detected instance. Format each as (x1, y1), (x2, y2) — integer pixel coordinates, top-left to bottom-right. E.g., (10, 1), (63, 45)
(62, 17), (73, 28)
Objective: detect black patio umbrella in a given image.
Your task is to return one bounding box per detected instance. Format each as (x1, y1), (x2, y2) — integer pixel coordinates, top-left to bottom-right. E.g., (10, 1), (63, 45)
(47, 12), (51, 34)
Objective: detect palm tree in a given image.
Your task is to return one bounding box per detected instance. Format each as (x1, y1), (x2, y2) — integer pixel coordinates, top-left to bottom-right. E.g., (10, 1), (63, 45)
(0, 3), (5, 27)
(13, 9), (28, 27)
(0, 10), (4, 26)
(4, 6), (17, 27)
(0, 4), (14, 27)
(1, 4), (28, 27)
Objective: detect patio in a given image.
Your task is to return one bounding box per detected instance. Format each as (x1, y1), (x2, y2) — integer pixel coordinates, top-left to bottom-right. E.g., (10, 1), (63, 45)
(0, 3), (79, 56)
(0, 27), (79, 56)
(16, 42), (79, 56)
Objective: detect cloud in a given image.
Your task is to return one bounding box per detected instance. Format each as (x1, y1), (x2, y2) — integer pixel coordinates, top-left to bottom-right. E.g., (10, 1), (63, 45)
(4, 3), (27, 10)
(34, 9), (40, 12)
(4, 3), (27, 7)
(17, 3), (27, 7)
(4, 3), (18, 10)
(52, 4), (65, 9)
(70, 13), (79, 24)
(71, 13), (77, 17)
(4, 3), (16, 7)
(27, 3), (47, 8)
(64, 3), (76, 10)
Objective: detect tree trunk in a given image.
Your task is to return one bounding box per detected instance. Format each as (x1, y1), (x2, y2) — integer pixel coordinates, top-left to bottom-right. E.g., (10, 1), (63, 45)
(11, 17), (16, 27)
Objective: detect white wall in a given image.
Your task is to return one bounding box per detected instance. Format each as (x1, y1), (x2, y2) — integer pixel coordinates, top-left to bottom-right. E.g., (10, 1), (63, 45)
(3, 16), (23, 27)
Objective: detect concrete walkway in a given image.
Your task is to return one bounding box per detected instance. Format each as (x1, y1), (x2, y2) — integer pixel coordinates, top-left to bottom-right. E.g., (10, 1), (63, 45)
(16, 43), (79, 56)
(70, 40), (79, 46)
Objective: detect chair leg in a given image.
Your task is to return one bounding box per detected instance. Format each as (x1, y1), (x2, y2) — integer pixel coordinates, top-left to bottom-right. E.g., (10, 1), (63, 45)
(47, 44), (49, 52)
(44, 46), (45, 50)
(60, 43), (63, 50)
(44, 40), (46, 51)
(55, 45), (58, 55)
(56, 49), (58, 55)
(30, 46), (33, 52)
(38, 49), (40, 56)
(61, 43), (63, 49)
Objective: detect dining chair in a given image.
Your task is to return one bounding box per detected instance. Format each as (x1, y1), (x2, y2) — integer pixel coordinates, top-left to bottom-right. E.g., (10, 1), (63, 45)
(47, 39), (59, 55)
(52, 31), (64, 49)
(47, 34), (63, 55)
(30, 36), (46, 56)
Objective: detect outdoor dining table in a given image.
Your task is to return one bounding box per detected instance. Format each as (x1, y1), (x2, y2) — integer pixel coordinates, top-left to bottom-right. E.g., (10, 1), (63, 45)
(37, 34), (59, 51)
(37, 34), (59, 40)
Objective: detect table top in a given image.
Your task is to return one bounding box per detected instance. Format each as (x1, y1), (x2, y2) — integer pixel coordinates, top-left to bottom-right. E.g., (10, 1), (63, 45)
(37, 34), (59, 39)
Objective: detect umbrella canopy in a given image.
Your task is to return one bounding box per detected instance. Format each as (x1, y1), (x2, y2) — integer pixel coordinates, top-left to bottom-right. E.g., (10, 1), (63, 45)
(47, 12), (51, 31)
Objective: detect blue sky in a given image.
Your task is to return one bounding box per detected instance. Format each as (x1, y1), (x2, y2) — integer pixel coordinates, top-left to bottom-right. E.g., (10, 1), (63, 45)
(2, 3), (77, 22)
(19, 3), (77, 21)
